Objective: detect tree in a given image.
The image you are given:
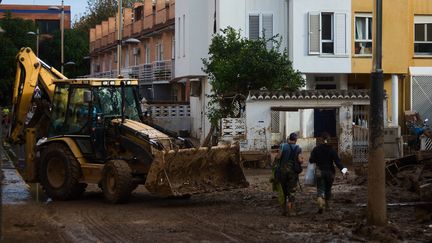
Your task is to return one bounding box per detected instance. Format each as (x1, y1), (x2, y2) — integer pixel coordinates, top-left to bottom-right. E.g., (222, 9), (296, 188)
(38, 29), (89, 78)
(201, 27), (304, 139)
(0, 13), (37, 107)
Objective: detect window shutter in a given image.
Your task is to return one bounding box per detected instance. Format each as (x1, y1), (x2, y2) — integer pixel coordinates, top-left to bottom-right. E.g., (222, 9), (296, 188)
(334, 13), (347, 55)
(309, 12), (320, 55)
(262, 14), (273, 49)
(249, 14), (260, 40)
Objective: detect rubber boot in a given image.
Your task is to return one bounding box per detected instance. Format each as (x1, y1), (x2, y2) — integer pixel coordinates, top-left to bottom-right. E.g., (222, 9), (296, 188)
(325, 199), (331, 211)
(317, 197), (325, 214)
(287, 202), (296, 216)
(281, 200), (287, 216)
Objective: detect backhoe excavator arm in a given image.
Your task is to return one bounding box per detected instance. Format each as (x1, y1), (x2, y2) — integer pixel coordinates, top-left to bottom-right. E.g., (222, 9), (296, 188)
(9, 47), (66, 144)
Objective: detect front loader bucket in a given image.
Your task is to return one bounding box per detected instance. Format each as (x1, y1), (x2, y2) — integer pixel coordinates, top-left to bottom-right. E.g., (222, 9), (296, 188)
(145, 145), (249, 197)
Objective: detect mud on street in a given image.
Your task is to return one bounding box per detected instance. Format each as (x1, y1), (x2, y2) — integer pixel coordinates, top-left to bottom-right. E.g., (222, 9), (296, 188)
(2, 159), (432, 243)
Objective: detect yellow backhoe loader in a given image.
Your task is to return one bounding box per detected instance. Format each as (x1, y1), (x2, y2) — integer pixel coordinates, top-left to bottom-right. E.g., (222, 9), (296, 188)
(7, 47), (248, 203)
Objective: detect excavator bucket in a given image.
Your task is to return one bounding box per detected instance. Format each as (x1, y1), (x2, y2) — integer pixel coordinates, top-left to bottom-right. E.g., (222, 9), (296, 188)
(145, 144), (249, 197)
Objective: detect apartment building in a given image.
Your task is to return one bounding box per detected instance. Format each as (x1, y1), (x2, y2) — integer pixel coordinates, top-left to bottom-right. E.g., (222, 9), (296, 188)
(89, 0), (176, 101)
(287, 0), (352, 140)
(88, 0), (432, 151)
(0, 4), (71, 34)
(175, 0), (288, 141)
(351, 0), (432, 128)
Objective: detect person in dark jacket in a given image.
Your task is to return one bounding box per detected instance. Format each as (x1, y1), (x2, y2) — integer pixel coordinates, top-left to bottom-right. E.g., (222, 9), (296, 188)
(275, 132), (304, 216)
(309, 132), (348, 213)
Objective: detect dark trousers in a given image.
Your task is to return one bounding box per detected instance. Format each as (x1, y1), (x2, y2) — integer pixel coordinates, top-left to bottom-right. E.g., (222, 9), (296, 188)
(279, 167), (298, 203)
(315, 169), (334, 200)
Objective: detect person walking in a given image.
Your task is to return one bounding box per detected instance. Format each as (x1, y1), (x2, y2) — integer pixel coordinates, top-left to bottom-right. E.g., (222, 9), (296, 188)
(309, 132), (348, 213)
(274, 132), (304, 216)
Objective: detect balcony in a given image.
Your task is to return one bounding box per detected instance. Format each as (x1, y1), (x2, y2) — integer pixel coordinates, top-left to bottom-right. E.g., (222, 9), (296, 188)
(144, 13), (155, 29)
(133, 19), (143, 34)
(153, 60), (172, 82)
(128, 60), (173, 85)
(155, 8), (168, 25)
(123, 23), (132, 38)
(169, 1), (175, 19)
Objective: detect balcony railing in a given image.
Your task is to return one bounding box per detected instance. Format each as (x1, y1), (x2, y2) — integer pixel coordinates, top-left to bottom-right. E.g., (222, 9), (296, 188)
(92, 60), (173, 85)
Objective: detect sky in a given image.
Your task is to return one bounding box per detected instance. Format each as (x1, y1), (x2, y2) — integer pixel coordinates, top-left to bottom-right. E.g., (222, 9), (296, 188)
(1, 0), (89, 24)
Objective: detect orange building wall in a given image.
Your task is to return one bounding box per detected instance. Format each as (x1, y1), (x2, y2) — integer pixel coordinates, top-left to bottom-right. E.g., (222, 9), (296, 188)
(0, 4), (71, 29)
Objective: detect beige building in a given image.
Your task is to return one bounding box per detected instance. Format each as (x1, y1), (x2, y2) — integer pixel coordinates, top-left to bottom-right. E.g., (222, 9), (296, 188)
(89, 0), (183, 101)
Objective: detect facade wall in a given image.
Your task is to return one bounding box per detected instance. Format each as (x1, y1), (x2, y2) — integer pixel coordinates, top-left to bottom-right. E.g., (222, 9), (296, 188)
(175, 0), (210, 77)
(89, 1), (176, 101)
(0, 4), (71, 30)
(351, 0), (432, 125)
(289, 0), (352, 74)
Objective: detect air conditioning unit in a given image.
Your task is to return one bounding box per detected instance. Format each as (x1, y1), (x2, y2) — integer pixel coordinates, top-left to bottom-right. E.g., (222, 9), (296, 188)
(132, 47), (140, 55)
(190, 81), (201, 97)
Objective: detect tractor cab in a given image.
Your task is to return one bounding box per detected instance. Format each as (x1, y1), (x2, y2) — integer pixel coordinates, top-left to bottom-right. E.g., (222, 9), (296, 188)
(48, 79), (142, 160)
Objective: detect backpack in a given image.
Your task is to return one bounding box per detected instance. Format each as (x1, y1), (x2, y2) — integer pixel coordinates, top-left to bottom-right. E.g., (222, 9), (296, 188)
(276, 143), (303, 177)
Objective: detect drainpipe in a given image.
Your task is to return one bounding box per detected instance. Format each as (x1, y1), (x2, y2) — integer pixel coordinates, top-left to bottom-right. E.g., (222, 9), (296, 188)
(391, 74), (399, 126)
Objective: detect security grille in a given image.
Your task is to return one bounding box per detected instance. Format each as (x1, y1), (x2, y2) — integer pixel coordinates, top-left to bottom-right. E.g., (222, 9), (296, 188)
(411, 75), (432, 122)
(352, 105), (369, 163)
(412, 75), (432, 151)
(271, 111), (280, 133)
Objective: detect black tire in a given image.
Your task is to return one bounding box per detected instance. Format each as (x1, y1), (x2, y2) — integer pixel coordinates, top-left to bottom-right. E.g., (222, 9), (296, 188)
(102, 160), (133, 204)
(39, 143), (85, 200)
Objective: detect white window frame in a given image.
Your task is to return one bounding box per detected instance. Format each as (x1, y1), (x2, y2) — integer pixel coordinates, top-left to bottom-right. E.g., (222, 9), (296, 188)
(247, 12), (274, 49)
(321, 12), (334, 55)
(354, 13), (372, 56)
(308, 11), (348, 56)
(414, 15), (432, 56)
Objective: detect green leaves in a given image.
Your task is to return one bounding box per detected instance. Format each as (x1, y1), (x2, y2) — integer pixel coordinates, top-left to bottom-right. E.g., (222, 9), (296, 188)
(202, 27), (305, 126)
(0, 14), (37, 106)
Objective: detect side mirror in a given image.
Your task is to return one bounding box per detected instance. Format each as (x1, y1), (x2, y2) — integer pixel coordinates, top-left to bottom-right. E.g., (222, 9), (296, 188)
(83, 90), (92, 103)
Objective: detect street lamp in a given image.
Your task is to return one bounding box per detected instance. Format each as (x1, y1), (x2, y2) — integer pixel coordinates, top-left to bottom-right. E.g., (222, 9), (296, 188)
(116, 0), (141, 77)
(48, 0), (65, 73)
(27, 29), (40, 56)
(116, 0), (123, 76)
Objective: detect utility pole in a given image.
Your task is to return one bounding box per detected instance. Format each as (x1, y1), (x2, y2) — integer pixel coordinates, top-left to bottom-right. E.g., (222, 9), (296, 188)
(368, 0), (387, 226)
(116, 0), (123, 77)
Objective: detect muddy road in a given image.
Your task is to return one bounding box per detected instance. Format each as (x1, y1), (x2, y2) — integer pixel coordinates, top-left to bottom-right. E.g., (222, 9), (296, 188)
(2, 165), (431, 243)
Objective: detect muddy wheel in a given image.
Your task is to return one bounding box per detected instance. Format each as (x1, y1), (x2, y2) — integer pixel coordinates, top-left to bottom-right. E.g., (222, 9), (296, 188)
(102, 160), (133, 204)
(39, 143), (85, 200)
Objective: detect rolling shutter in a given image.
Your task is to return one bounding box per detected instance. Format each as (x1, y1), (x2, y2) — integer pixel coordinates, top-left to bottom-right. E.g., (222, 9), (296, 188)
(309, 12), (320, 55)
(249, 14), (260, 40)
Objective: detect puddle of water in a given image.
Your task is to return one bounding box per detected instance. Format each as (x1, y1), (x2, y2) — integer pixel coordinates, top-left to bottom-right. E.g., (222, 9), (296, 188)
(1, 145), (48, 204)
(2, 169), (31, 204)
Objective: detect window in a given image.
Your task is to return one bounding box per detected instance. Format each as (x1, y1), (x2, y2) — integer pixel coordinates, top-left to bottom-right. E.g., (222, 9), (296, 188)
(309, 12), (347, 55)
(171, 35), (175, 59)
(156, 41), (164, 61)
(321, 13), (334, 54)
(36, 20), (60, 34)
(355, 14), (372, 55)
(182, 14), (186, 57)
(414, 16), (432, 55)
(248, 13), (273, 49)
(145, 44), (151, 64)
(134, 6), (143, 21)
